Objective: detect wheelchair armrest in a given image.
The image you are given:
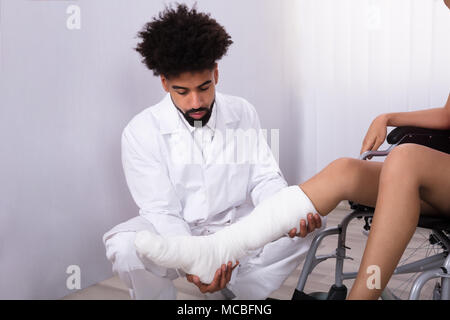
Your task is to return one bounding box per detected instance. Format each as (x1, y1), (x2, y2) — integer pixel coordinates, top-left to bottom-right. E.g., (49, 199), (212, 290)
(387, 126), (450, 144)
(386, 126), (450, 154)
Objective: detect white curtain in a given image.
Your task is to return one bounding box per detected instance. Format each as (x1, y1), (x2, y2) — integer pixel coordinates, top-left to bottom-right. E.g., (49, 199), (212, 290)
(282, 0), (450, 182)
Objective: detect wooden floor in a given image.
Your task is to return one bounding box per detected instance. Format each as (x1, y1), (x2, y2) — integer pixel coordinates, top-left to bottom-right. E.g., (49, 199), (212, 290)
(63, 206), (440, 300)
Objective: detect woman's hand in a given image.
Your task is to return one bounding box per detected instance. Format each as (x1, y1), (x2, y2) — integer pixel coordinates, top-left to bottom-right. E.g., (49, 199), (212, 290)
(360, 114), (389, 156)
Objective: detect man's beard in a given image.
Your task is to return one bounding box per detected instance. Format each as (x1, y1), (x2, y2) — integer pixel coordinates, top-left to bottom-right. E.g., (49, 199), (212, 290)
(172, 98), (215, 128)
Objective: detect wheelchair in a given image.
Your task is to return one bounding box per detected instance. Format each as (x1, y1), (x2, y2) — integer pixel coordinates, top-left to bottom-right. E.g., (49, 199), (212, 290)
(292, 126), (450, 300)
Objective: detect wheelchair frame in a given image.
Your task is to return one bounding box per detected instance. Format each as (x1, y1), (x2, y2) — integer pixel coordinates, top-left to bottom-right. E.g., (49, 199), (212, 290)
(294, 134), (450, 300)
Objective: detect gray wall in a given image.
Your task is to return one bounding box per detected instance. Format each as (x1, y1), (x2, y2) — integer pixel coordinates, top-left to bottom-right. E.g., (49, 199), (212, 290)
(0, 0), (294, 299)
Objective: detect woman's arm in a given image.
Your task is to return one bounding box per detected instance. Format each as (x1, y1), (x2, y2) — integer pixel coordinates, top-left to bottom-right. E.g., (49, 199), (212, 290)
(384, 93), (450, 129)
(361, 94), (450, 154)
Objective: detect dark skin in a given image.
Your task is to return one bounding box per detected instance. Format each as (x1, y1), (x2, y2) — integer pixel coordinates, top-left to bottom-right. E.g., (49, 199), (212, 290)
(186, 213), (322, 294)
(186, 261), (240, 294)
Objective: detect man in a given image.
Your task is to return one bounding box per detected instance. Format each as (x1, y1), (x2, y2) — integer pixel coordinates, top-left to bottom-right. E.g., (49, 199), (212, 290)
(103, 3), (323, 300)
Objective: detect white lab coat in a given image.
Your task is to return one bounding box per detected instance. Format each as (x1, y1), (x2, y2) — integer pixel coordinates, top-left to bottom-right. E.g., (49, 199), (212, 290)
(103, 92), (322, 299)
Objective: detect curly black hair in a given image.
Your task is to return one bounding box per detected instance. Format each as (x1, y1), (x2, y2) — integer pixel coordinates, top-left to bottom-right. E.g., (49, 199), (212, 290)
(135, 3), (233, 78)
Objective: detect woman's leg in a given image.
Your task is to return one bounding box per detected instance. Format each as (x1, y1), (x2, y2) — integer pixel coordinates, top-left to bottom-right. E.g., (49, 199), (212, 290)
(347, 144), (450, 300)
(300, 157), (383, 215)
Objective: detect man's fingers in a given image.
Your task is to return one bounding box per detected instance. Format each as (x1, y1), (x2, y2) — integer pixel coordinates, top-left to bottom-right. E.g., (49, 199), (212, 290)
(191, 261), (240, 294)
(314, 214), (322, 228)
(214, 267), (222, 285)
(288, 228), (297, 238)
(225, 263), (231, 283)
(225, 261), (238, 285)
(193, 276), (202, 286)
(192, 275), (208, 293)
(224, 262), (233, 284)
(307, 214), (315, 232)
(292, 213), (324, 238)
(187, 274), (198, 284)
(197, 269), (220, 294)
(228, 261), (234, 277)
(203, 268), (222, 293)
(219, 264), (227, 289)
(300, 219), (307, 237)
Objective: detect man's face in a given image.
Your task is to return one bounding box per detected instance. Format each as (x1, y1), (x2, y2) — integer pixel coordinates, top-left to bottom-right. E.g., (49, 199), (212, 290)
(445, 0), (450, 9)
(161, 66), (219, 125)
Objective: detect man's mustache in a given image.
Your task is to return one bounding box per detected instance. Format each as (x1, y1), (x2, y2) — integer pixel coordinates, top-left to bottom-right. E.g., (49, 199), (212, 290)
(186, 107), (209, 115)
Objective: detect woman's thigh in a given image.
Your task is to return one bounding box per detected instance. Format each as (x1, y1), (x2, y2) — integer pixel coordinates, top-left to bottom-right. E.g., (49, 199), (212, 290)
(381, 144), (450, 217)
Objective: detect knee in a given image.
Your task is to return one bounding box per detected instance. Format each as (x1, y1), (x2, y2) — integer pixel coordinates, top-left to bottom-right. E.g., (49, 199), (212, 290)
(326, 157), (372, 198)
(380, 144), (423, 185)
(328, 157), (363, 182)
(383, 143), (423, 173)
(329, 157), (358, 173)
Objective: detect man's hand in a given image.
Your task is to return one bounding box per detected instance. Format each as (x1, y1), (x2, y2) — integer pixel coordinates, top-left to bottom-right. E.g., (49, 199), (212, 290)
(288, 213), (322, 238)
(186, 261), (239, 294)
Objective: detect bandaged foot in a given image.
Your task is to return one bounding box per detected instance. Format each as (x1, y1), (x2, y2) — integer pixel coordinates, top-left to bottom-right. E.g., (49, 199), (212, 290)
(134, 185), (318, 284)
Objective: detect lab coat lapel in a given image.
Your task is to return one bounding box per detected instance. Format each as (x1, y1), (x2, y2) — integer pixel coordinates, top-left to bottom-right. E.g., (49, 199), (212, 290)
(157, 93), (204, 165)
(158, 93), (182, 135)
(205, 92), (240, 165)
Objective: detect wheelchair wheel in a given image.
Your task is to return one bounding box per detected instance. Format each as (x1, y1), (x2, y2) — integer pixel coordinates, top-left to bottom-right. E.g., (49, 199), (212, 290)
(381, 227), (448, 300)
